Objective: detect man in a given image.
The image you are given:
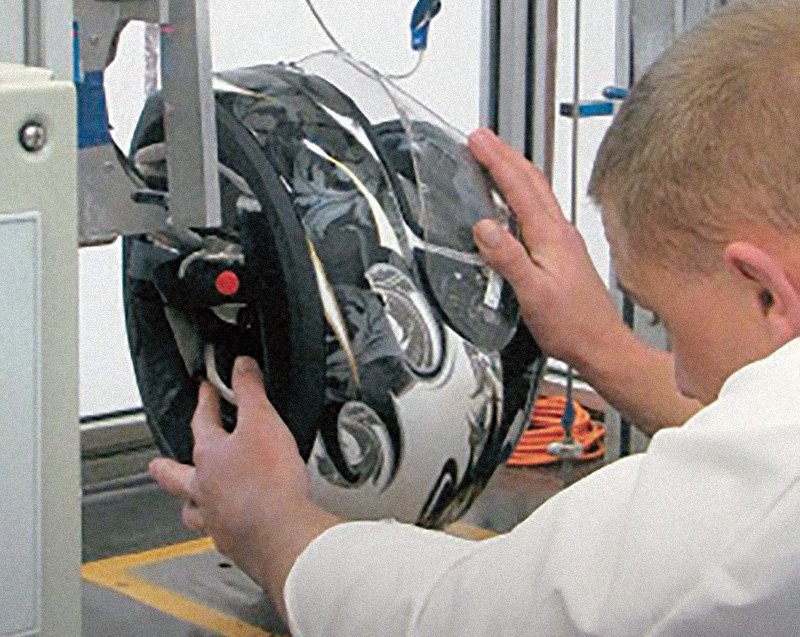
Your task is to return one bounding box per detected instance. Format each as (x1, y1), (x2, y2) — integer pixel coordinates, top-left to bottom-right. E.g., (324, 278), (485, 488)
(151, 1), (800, 634)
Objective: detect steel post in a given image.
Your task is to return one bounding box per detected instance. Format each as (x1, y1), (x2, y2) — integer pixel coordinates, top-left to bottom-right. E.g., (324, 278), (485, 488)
(160, 0), (222, 230)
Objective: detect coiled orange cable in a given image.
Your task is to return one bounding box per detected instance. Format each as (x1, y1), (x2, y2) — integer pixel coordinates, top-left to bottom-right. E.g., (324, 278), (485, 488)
(507, 395), (606, 467)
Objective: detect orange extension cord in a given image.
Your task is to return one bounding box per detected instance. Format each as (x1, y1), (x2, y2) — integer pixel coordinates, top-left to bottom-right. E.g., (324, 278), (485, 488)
(507, 396), (606, 467)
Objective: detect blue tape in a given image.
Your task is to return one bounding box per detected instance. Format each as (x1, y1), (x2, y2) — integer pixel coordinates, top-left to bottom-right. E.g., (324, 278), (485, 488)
(602, 86), (630, 101)
(76, 70), (111, 149)
(559, 100), (615, 118)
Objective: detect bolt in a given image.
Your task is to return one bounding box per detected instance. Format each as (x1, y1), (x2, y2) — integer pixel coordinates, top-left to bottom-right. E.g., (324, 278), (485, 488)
(19, 122), (47, 153)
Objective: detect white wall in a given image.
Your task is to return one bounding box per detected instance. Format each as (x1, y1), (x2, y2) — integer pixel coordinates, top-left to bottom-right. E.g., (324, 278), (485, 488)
(80, 0), (618, 416)
(79, 24), (146, 417)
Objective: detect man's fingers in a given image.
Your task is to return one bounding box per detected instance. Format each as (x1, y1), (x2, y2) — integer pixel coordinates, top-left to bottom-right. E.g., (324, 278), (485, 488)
(474, 219), (539, 292)
(181, 501), (205, 532)
(149, 458), (195, 500)
(468, 129), (562, 226)
(231, 357), (282, 429)
(191, 381), (224, 443)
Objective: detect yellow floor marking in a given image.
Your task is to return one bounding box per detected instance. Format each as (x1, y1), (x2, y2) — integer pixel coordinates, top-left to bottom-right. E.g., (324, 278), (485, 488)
(82, 538), (282, 637)
(82, 523), (495, 636)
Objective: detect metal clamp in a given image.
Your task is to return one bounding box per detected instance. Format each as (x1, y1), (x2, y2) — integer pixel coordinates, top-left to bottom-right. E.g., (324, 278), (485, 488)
(74, 0), (221, 246)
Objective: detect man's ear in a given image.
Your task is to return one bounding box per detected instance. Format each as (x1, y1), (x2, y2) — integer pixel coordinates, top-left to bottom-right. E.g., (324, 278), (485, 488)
(724, 241), (800, 344)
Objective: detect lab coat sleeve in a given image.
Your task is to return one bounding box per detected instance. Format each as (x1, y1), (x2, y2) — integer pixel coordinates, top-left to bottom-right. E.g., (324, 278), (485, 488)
(284, 455), (644, 637)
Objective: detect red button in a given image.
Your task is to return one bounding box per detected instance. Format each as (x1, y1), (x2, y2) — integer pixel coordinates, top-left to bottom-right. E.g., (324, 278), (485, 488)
(215, 270), (240, 296)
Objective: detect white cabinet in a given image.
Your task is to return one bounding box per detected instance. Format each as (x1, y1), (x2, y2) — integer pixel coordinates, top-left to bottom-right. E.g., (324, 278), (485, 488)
(0, 63), (80, 637)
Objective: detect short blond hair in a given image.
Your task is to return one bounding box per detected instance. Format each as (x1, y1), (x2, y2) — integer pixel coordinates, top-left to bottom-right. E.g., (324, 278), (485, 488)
(589, 0), (800, 272)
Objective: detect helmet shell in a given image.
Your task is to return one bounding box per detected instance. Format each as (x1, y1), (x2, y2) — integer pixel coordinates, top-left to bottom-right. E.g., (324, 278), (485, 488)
(124, 60), (543, 528)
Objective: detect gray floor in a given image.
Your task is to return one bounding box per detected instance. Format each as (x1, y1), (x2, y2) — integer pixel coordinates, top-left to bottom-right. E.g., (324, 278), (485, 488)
(81, 442), (604, 636)
(83, 582), (222, 637)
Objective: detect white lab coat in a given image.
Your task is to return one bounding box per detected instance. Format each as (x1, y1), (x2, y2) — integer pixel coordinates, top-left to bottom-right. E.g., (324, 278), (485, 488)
(285, 339), (800, 636)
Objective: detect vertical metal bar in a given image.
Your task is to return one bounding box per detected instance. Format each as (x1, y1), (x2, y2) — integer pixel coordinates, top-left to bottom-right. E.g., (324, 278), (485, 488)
(568, 0), (581, 227)
(561, 0), (582, 465)
(530, 0), (558, 179)
(480, 0), (501, 130)
(24, 0), (42, 66)
(496, 0), (532, 155)
(160, 0), (222, 229)
(619, 296), (635, 457)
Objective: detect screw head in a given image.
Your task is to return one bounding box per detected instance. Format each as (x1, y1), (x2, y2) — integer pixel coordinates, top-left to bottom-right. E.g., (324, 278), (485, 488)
(19, 122), (47, 153)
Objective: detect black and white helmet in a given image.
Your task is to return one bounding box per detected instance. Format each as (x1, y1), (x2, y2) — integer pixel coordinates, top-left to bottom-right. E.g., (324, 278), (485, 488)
(124, 52), (543, 528)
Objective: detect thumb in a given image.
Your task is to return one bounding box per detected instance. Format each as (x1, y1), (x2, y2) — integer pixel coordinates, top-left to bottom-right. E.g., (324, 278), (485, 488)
(474, 219), (538, 291)
(149, 458), (194, 500)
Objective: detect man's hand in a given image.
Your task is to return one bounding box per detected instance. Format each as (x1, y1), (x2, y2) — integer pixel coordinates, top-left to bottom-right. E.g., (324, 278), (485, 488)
(149, 356), (340, 620)
(469, 129), (700, 434)
(469, 128), (623, 369)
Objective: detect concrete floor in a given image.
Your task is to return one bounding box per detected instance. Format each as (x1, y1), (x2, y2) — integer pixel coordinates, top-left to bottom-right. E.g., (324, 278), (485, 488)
(81, 443), (604, 636)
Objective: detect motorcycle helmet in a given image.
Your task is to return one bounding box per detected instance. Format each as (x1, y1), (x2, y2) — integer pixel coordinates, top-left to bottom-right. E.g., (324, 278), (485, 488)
(124, 52), (544, 527)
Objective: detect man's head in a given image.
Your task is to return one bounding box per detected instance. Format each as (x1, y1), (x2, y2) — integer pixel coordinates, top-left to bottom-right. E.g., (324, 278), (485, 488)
(589, 0), (800, 404)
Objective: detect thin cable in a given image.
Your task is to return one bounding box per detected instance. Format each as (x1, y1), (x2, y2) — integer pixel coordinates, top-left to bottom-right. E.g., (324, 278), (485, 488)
(304, 0), (346, 52)
(569, 0), (582, 227)
(292, 48), (342, 68)
(301, 0), (426, 79)
(385, 50), (426, 80)
(563, 0), (583, 443)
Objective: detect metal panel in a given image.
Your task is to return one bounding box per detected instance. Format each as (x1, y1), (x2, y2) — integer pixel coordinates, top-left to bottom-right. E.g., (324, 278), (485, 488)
(78, 145), (170, 246)
(72, 0), (169, 244)
(682, 0), (729, 31)
(0, 212), (42, 637)
(630, 0), (679, 80)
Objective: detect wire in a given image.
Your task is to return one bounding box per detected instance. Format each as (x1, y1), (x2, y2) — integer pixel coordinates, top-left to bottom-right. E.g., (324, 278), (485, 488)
(385, 50), (425, 80)
(303, 0), (346, 52)
(507, 396), (605, 467)
(301, 0), (426, 79)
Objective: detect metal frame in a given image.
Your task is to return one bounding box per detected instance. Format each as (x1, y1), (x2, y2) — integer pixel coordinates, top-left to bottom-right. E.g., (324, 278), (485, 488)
(481, 0), (558, 179)
(72, 0), (221, 245)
